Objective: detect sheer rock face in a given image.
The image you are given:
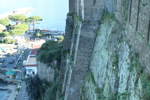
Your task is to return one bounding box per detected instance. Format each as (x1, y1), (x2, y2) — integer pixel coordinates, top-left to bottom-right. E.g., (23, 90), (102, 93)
(60, 0), (150, 100)
(37, 63), (55, 82)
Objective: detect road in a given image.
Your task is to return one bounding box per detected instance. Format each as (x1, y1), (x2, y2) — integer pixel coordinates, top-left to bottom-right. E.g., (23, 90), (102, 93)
(16, 49), (30, 100)
(0, 45), (30, 100)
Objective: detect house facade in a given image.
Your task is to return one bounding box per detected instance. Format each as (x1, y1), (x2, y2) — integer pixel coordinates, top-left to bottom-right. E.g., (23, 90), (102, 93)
(24, 45), (41, 76)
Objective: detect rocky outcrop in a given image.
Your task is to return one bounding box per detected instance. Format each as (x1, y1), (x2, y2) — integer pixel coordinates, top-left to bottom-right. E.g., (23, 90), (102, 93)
(59, 0), (150, 100)
(37, 63), (55, 82)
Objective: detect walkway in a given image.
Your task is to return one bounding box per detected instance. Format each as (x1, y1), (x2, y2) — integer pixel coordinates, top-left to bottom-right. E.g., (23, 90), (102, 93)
(16, 49), (31, 100)
(16, 81), (29, 100)
(6, 85), (17, 100)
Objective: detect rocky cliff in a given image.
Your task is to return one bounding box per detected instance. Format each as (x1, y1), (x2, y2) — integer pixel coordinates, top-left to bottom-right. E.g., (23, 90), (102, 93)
(38, 63), (55, 82)
(59, 0), (150, 100)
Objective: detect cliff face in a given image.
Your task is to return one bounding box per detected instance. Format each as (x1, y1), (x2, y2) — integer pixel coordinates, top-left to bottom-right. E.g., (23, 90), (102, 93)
(59, 0), (150, 100)
(37, 63), (55, 82)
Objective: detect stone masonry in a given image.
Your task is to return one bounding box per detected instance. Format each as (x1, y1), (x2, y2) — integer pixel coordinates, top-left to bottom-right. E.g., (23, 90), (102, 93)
(60, 0), (150, 99)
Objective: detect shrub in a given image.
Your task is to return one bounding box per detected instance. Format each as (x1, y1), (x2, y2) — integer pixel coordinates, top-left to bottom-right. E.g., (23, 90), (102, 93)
(3, 38), (14, 44)
(37, 40), (63, 66)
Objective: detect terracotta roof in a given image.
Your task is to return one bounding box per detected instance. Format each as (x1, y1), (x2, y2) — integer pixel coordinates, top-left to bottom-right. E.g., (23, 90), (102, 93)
(25, 64), (36, 67)
(41, 30), (50, 32)
(31, 45), (41, 55)
(32, 45), (41, 49)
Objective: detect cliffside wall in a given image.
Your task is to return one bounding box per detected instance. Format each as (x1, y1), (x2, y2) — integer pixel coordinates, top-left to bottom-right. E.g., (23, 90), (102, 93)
(37, 63), (55, 82)
(59, 0), (150, 100)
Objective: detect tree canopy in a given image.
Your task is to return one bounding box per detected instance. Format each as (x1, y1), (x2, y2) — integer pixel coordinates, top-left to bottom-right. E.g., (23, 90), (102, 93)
(6, 24), (13, 32)
(9, 24), (28, 35)
(26, 75), (42, 100)
(10, 29), (25, 35)
(0, 18), (9, 26)
(37, 41), (63, 65)
(25, 16), (42, 33)
(9, 14), (26, 24)
(25, 16), (42, 23)
(3, 38), (14, 44)
(57, 36), (64, 42)
(35, 32), (42, 37)
(14, 24), (28, 30)
(0, 32), (10, 37)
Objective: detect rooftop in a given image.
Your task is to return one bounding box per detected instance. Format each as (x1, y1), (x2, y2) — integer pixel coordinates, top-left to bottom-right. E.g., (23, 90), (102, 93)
(26, 57), (36, 64)
(30, 45), (41, 55)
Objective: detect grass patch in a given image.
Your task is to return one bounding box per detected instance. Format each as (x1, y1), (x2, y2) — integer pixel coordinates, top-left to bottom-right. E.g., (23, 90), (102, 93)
(142, 3), (147, 7)
(117, 92), (130, 100)
(137, 32), (144, 39)
(129, 51), (150, 99)
(147, 44), (150, 49)
(73, 14), (83, 22)
(101, 12), (118, 23)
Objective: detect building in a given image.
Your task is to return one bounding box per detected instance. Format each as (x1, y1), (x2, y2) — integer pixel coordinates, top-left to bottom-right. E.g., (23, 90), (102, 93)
(0, 24), (6, 30)
(24, 45), (41, 76)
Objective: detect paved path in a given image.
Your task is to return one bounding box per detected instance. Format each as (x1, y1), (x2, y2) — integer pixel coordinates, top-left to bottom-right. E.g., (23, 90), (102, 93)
(16, 49), (30, 100)
(6, 85), (17, 100)
(16, 81), (29, 100)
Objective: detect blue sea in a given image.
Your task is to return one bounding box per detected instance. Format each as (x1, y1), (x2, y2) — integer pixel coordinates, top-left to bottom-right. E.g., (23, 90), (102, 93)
(0, 0), (68, 31)
(0, 0), (68, 99)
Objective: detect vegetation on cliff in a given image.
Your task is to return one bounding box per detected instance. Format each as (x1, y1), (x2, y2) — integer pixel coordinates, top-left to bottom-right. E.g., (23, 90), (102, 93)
(26, 70), (60, 100)
(37, 40), (63, 66)
(26, 70), (61, 100)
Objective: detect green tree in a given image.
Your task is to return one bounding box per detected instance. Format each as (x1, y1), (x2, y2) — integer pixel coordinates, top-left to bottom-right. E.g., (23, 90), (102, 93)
(57, 36), (64, 42)
(0, 32), (10, 37)
(26, 75), (42, 100)
(37, 41), (63, 65)
(0, 18), (9, 26)
(14, 24), (28, 30)
(6, 24), (13, 32)
(9, 14), (26, 25)
(25, 16), (42, 33)
(26, 16), (42, 22)
(10, 29), (25, 35)
(36, 32), (42, 37)
(3, 38), (14, 44)
(9, 24), (28, 36)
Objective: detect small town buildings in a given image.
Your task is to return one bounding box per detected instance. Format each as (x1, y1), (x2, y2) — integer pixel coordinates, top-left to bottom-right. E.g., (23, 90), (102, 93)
(24, 45), (41, 76)
(0, 24), (6, 30)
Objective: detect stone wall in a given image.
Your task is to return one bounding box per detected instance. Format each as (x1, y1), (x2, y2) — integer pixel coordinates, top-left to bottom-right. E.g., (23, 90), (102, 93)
(37, 63), (55, 82)
(125, 0), (150, 72)
(60, 0), (150, 100)
(80, 15), (145, 100)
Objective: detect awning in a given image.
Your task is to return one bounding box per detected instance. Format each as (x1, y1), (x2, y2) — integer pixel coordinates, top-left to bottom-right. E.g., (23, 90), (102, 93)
(5, 70), (15, 75)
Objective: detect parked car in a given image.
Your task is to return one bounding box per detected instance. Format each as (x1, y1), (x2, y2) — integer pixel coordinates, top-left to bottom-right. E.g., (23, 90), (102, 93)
(0, 63), (2, 67)
(9, 60), (15, 64)
(6, 53), (11, 57)
(2, 50), (6, 53)
(13, 66), (18, 69)
(0, 63), (6, 68)
(0, 58), (5, 63)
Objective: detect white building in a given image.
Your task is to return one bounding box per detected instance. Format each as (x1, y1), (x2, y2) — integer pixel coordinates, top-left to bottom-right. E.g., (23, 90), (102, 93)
(24, 45), (41, 76)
